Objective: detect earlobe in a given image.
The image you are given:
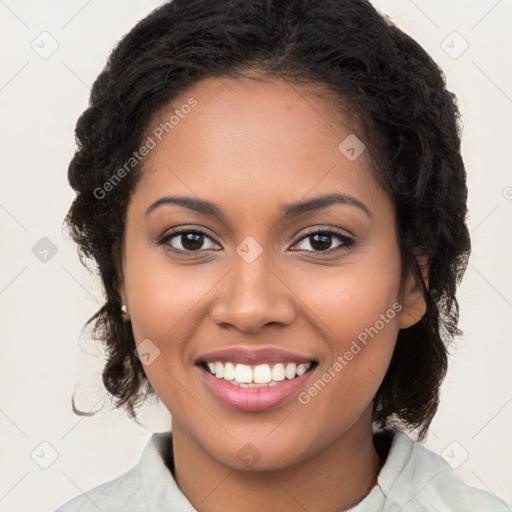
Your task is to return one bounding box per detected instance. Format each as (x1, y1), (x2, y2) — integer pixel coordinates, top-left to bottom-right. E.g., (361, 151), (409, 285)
(115, 248), (127, 305)
(117, 269), (127, 307)
(119, 286), (126, 307)
(117, 280), (131, 321)
(399, 253), (428, 329)
(116, 258), (130, 319)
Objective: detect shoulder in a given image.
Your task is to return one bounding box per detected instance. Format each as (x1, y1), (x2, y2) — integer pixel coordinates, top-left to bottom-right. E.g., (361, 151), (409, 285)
(54, 432), (175, 512)
(54, 464), (143, 512)
(379, 432), (511, 512)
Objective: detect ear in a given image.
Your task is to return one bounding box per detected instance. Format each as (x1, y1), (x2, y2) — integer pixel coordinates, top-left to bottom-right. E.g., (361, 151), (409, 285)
(116, 256), (127, 306)
(399, 252), (428, 329)
(118, 279), (126, 306)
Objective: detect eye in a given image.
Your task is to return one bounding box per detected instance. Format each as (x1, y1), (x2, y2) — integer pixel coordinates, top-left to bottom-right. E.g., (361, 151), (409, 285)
(291, 229), (355, 254)
(158, 227), (355, 255)
(158, 229), (220, 253)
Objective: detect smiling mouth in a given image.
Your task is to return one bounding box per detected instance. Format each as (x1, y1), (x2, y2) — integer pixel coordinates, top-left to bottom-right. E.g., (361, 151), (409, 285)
(197, 360), (318, 387)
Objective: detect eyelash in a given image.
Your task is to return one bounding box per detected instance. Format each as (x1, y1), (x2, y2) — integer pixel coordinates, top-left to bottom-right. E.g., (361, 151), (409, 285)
(157, 227), (355, 256)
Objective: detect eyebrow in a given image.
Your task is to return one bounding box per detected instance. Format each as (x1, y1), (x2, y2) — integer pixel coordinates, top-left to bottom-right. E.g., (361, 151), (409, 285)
(145, 192), (372, 220)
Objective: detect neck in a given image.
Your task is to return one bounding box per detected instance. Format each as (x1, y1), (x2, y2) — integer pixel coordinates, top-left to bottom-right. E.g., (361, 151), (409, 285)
(171, 408), (382, 512)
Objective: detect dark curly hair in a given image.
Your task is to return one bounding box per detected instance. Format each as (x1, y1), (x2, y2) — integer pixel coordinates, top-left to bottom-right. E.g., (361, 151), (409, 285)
(64, 0), (471, 438)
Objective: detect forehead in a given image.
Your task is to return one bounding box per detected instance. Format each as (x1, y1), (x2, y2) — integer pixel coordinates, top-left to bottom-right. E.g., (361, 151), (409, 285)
(129, 76), (388, 220)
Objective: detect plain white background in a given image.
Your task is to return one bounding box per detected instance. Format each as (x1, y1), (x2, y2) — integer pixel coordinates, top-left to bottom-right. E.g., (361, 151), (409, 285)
(0, 1), (511, 511)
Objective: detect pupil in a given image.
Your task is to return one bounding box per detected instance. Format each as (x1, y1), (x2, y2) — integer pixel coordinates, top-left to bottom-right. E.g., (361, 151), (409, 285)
(182, 233), (203, 250)
(311, 233), (331, 251)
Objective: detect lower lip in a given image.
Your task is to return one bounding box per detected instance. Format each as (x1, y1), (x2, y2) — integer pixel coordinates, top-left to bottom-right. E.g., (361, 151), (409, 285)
(198, 364), (317, 412)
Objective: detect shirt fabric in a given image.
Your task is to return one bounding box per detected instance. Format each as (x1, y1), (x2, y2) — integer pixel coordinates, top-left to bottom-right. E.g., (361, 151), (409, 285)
(55, 430), (511, 512)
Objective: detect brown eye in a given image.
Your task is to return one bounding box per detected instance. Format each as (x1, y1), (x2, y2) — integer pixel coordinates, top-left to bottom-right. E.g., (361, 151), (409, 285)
(292, 230), (354, 253)
(159, 229), (220, 253)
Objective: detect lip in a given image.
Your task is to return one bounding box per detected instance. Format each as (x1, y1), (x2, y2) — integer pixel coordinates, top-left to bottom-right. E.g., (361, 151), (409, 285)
(197, 361), (318, 412)
(196, 346), (317, 365)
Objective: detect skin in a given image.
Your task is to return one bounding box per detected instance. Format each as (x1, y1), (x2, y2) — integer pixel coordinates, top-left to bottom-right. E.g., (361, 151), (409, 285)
(118, 76), (427, 512)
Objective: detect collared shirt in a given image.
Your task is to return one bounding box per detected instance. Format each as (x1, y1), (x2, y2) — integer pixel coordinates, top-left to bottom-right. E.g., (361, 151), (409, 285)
(55, 430), (511, 511)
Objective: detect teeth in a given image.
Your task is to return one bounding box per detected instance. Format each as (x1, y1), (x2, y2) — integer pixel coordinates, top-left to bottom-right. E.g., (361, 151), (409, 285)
(296, 363), (308, 377)
(254, 364), (272, 383)
(235, 363), (252, 383)
(285, 363), (296, 379)
(204, 361), (313, 385)
(224, 362), (235, 381)
(214, 361), (224, 379)
(271, 363), (286, 381)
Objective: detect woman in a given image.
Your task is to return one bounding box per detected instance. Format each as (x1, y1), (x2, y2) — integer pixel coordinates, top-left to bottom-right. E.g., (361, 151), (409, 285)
(56, 0), (510, 510)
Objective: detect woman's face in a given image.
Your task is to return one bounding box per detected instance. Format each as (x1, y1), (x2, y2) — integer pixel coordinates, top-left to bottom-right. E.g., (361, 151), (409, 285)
(119, 77), (425, 470)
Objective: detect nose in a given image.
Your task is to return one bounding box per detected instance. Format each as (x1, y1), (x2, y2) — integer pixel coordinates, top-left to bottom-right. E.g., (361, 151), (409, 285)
(210, 255), (296, 334)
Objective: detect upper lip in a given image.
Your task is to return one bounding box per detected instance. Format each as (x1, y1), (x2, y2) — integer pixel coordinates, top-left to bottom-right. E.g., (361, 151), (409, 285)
(196, 346), (317, 365)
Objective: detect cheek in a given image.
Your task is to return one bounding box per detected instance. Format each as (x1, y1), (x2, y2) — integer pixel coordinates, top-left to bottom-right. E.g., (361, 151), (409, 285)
(297, 246), (402, 342)
(294, 247), (402, 402)
(124, 241), (213, 343)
